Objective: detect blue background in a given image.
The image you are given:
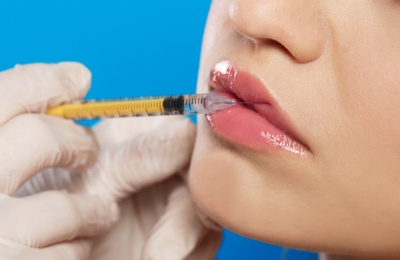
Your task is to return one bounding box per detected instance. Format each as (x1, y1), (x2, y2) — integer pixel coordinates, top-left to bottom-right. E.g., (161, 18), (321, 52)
(0, 1), (318, 259)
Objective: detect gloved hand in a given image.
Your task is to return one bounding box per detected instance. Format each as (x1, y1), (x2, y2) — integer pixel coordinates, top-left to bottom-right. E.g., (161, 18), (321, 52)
(0, 63), (119, 259)
(18, 116), (222, 259)
(90, 116), (222, 260)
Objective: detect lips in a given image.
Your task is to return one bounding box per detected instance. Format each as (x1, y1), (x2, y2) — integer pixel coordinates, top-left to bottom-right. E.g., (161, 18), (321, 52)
(207, 61), (308, 155)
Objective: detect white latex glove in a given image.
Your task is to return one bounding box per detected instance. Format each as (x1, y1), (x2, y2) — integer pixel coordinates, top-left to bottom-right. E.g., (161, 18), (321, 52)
(18, 116), (222, 259)
(0, 63), (118, 259)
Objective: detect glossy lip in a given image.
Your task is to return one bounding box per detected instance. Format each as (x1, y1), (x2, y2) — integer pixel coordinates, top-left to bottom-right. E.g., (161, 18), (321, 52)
(207, 61), (309, 155)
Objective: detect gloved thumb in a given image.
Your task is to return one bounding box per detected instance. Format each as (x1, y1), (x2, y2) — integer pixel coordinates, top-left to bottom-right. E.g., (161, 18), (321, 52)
(0, 62), (91, 126)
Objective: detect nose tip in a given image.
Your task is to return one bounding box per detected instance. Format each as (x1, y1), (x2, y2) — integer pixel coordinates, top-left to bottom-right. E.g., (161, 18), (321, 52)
(229, 0), (327, 63)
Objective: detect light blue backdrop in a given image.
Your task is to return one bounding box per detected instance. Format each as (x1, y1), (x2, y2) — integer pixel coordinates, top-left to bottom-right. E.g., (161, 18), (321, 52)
(0, 1), (318, 259)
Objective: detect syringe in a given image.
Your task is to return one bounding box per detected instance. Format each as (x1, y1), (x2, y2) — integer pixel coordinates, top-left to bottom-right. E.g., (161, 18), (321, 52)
(46, 92), (240, 120)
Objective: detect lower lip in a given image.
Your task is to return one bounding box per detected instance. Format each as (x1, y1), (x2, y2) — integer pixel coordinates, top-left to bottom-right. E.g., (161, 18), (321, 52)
(206, 94), (308, 155)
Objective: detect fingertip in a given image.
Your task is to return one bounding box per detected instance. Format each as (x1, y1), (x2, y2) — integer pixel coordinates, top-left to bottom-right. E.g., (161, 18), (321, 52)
(163, 116), (197, 153)
(55, 62), (92, 99)
(148, 117), (196, 149)
(12, 62), (92, 100)
(180, 116), (197, 139)
(164, 116), (196, 137)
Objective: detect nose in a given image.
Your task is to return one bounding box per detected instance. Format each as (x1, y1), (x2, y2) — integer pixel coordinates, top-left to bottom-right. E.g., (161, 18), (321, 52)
(229, 0), (327, 63)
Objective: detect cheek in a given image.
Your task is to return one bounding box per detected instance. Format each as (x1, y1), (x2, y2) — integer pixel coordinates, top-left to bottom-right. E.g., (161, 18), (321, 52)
(330, 20), (400, 167)
(329, 2), (400, 134)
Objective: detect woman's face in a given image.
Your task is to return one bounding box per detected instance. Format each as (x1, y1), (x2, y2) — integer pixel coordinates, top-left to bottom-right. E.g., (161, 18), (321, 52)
(189, 0), (400, 256)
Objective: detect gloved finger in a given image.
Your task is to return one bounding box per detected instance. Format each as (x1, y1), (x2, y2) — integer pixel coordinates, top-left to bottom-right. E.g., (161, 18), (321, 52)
(141, 184), (220, 259)
(0, 238), (93, 260)
(0, 62), (91, 126)
(38, 239), (93, 259)
(0, 191), (118, 248)
(87, 116), (196, 201)
(0, 114), (98, 195)
(94, 116), (185, 149)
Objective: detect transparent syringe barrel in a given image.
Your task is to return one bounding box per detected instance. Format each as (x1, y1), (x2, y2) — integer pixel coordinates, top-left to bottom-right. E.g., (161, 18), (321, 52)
(182, 94), (208, 114)
(181, 92), (237, 114)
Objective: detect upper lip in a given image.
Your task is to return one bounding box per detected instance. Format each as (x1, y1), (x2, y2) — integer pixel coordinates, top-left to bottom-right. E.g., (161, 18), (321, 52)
(209, 61), (308, 149)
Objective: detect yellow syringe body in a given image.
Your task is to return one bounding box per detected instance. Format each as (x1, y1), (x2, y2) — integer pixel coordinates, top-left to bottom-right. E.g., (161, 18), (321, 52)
(46, 92), (237, 120)
(46, 98), (165, 119)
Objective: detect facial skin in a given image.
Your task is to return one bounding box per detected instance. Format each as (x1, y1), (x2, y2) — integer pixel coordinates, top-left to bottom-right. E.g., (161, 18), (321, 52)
(189, 0), (400, 258)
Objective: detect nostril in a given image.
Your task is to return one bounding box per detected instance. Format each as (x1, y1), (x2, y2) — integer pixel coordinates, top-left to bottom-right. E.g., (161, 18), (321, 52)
(262, 39), (296, 61)
(229, 0), (327, 64)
